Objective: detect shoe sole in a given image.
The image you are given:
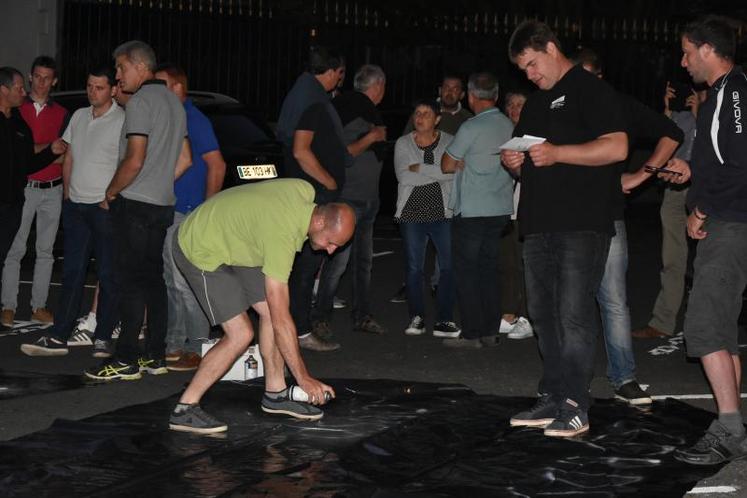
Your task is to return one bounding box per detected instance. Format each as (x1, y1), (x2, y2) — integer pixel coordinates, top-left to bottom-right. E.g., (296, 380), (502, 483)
(167, 365), (200, 372)
(544, 424), (590, 437)
(1, 321), (14, 328)
(261, 405), (324, 421)
(405, 328), (425, 336)
(141, 367), (169, 375)
(508, 332), (533, 340)
(169, 423), (228, 434)
(84, 371), (142, 381)
(614, 394), (653, 405)
(510, 417), (554, 428)
(433, 330), (460, 338)
(92, 351), (113, 359)
(20, 344), (69, 356)
(389, 299), (406, 303)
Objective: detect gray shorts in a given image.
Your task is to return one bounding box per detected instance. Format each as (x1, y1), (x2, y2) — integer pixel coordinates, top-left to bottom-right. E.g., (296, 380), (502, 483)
(684, 218), (747, 357)
(172, 232), (266, 326)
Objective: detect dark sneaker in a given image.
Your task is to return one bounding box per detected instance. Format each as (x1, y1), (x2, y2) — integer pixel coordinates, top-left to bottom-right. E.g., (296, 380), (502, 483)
(138, 357), (169, 375)
(333, 296), (347, 309)
(92, 339), (113, 358)
(311, 320), (333, 340)
(674, 420), (747, 465)
(298, 332), (341, 352)
(404, 315), (425, 336)
(85, 360), (142, 380)
(442, 336), (482, 349)
(261, 393), (324, 421)
(510, 394), (558, 427)
(433, 321), (460, 338)
(544, 399), (589, 437)
(354, 315), (386, 335)
(390, 284), (407, 303)
(169, 403), (228, 434)
(20, 335), (69, 356)
(614, 381), (653, 405)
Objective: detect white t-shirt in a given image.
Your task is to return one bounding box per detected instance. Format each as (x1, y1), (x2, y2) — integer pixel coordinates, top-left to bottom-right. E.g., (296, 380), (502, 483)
(62, 101), (125, 203)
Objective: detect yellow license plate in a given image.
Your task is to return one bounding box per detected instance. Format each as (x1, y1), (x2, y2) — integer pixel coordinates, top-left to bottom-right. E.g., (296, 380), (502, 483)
(237, 164), (278, 180)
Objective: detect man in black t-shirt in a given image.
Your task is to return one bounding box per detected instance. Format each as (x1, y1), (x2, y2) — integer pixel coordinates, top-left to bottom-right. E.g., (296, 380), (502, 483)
(501, 21), (628, 438)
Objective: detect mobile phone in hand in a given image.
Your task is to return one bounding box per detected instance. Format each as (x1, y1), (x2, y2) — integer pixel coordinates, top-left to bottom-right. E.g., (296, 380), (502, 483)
(644, 165), (683, 176)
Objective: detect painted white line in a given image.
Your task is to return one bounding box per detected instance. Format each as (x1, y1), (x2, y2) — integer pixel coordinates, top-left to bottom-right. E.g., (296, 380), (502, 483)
(20, 280), (96, 289)
(688, 485), (738, 494)
(651, 393), (747, 401)
(372, 251), (394, 258)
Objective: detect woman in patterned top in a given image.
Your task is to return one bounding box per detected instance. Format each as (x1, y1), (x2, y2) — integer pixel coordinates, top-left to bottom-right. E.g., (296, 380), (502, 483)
(393, 101), (460, 338)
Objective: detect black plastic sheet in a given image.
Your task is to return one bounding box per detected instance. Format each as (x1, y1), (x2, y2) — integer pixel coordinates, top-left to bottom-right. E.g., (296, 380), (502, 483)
(0, 379), (723, 497)
(0, 370), (88, 401)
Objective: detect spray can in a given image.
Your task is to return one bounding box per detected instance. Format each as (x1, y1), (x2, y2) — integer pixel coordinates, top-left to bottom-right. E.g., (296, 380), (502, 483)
(288, 385), (331, 402)
(245, 354), (259, 379)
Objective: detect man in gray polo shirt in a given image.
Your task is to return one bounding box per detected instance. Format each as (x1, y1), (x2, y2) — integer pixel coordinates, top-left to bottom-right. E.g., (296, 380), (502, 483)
(85, 40), (191, 381)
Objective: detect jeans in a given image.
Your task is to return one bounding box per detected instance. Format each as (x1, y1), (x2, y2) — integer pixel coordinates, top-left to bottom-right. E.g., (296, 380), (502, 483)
(400, 219), (455, 321)
(452, 215), (507, 339)
(111, 196), (174, 363)
(597, 220), (636, 388)
(524, 231), (610, 411)
(2, 185), (62, 310)
(289, 240), (326, 335)
(314, 199), (379, 322)
(50, 200), (117, 342)
(164, 211), (211, 354)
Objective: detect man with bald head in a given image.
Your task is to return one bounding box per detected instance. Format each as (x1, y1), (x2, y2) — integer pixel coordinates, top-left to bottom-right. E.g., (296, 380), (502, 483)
(168, 178), (355, 433)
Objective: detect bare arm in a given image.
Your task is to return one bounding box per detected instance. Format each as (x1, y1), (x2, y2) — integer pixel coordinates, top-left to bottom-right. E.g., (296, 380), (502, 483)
(529, 131), (628, 167)
(347, 126), (386, 157)
(104, 135), (147, 202)
(441, 152), (462, 173)
(621, 136), (680, 193)
(264, 276), (334, 403)
(174, 138), (192, 181)
(61, 148), (73, 200)
(203, 149), (227, 198)
(292, 130), (337, 190)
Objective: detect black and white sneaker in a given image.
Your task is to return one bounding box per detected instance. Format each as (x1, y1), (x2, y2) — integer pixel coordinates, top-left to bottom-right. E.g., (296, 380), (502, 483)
(510, 393), (558, 427)
(614, 381), (652, 405)
(543, 399), (589, 437)
(169, 403), (228, 434)
(67, 328), (93, 347)
(20, 335), (69, 356)
(138, 357), (169, 375)
(85, 360), (142, 380)
(674, 420), (747, 465)
(404, 315), (425, 336)
(433, 321), (461, 338)
(261, 393), (324, 421)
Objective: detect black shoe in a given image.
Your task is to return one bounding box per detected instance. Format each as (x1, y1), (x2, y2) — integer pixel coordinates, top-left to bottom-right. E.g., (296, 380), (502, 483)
(169, 403), (228, 434)
(432, 321), (460, 338)
(674, 420), (747, 465)
(390, 284), (406, 303)
(138, 357), (169, 375)
(85, 360), (142, 380)
(510, 393), (558, 428)
(20, 335), (69, 356)
(614, 381), (652, 405)
(543, 399), (589, 437)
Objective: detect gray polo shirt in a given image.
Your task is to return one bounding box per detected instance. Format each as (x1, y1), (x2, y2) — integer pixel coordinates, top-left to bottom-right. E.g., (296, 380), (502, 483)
(119, 80), (187, 206)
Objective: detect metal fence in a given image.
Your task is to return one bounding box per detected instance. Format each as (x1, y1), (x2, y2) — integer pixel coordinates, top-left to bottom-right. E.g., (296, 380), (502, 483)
(59, 0), (746, 118)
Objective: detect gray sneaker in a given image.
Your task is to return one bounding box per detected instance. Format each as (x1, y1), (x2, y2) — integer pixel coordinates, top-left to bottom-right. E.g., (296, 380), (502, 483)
(261, 393), (324, 421)
(92, 339), (113, 358)
(169, 403), (228, 434)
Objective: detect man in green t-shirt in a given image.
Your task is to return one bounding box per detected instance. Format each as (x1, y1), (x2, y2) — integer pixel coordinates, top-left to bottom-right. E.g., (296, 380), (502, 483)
(168, 178), (355, 433)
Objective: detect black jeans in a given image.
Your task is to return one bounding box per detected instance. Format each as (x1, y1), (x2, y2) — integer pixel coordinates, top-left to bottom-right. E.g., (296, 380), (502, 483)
(289, 240), (326, 336)
(523, 231), (611, 411)
(452, 215), (508, 339)
(111, 196), (174, 363)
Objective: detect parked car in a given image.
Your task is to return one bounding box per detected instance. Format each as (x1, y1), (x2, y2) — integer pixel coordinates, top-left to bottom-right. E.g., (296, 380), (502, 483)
(52, 90), (284, 189)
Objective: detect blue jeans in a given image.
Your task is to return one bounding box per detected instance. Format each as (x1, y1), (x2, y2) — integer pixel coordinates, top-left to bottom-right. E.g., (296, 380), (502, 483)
(597, 220), (636, 388)
(50, 200), (117, 342)
(315, 199), (379, 322)
(164, 212), (211, 354)
(399, 220), (455, 321)
(524, 231), (610, 411)
(452, 215), (507, 339)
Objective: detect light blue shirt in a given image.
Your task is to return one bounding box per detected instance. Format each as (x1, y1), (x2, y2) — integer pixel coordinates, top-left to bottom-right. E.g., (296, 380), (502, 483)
(446, 107), (514, 217)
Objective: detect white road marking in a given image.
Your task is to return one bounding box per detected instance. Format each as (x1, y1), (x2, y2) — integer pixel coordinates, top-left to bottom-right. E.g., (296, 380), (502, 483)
(20, 280), (96, 289)
(688, 485), (738, 494)
(372, 251), (394, 258)
(651, 393), (747, 401)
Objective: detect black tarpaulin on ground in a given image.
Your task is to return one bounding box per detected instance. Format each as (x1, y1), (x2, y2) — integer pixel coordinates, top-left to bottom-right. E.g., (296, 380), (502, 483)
(0, 370), (88, 401)
(0, 379), (722, 497)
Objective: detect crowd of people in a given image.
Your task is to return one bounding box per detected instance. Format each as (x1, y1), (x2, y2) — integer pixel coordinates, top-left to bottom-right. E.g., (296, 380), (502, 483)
(0, 15), (745, 465)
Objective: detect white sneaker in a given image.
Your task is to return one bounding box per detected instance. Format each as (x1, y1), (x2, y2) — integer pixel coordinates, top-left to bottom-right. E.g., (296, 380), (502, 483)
(507, 317), (534, 339)
(499, 318), (515, 334)
(111, 322), (145, 340)
(405, 315), (426, 336)
(76, 312), (97, 334)
(67, 328), (93, 346)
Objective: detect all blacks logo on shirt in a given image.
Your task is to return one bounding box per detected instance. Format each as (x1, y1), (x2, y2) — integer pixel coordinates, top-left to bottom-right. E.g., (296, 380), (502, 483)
(550, 95), (566, 110)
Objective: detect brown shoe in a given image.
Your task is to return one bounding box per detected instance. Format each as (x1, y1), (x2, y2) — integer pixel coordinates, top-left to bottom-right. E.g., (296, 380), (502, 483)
(165, 350), (184, 362)
(354, 315), (386, 335)
(298, 332), (340, 352)
(631, 325), (669, 339)
(311, 320), (333, 340)
(0, 309), (14, 328)
(167, 352), (202, 371)
(31, 307), (54, 324)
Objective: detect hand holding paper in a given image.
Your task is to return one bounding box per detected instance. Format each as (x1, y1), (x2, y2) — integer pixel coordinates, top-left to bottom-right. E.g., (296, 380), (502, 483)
(499, 134), (546, 152)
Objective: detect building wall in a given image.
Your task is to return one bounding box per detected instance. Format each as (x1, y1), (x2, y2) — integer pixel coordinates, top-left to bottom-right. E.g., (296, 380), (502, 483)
(0, 0), (59, 76)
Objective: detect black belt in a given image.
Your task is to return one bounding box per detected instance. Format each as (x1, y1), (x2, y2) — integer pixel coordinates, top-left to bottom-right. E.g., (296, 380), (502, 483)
(26, 178), (62, 189)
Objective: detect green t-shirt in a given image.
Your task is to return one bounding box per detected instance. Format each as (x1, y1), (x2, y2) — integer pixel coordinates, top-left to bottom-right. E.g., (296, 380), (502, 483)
(178, 179), (316, 282)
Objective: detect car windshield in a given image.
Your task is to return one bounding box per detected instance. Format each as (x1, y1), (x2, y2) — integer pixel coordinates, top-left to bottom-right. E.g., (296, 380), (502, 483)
(209, 113), (269, 148)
